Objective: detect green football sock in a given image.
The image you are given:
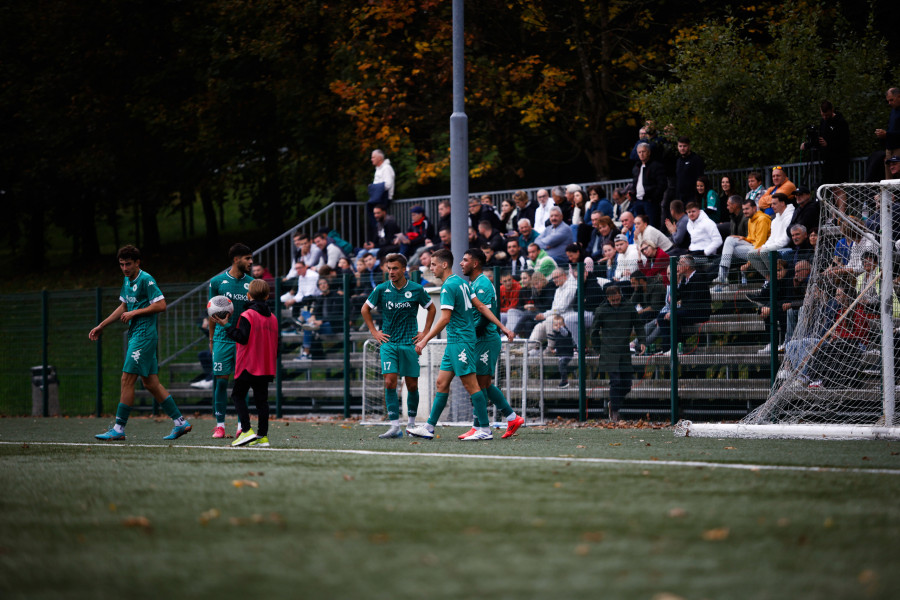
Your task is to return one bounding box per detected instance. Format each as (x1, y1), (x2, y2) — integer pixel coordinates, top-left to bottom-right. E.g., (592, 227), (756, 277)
(214, 378), (228, 425)
(471, 390), (489, 428)
(159, 395), (183, 421)
(487, 385), (513, 418)
(115, 403), (131, 431)
(407, 389), (419, 418)
(427, 392), (449, 427)
(385, 387), (400, 421)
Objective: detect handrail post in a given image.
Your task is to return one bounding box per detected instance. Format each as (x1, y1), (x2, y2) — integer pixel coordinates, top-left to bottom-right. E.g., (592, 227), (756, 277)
(669, 256), (679, 425)
(275, 277), (283, 419)
(577, 262), (586, 422)
(343, 272), (351, 418)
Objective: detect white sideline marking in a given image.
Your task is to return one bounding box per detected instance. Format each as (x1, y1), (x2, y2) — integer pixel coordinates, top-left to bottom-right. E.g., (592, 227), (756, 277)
(2, 441), (900, 476)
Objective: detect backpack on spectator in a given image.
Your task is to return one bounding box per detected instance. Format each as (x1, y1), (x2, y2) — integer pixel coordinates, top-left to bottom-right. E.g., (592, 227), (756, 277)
(327, 230), (355, 257)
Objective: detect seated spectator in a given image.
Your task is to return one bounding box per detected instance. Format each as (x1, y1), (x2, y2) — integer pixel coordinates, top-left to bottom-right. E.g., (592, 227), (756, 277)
(251, 263), (276, 298)
(468, 196), (502, 232)
(638, 241), (670, 284)
(436, 198), (451, 233)
(611, 187), (632, 228)
(481, 243), (506, 269)
(552, 185), (574, 224)
(590, 283), (646, 422)
(312, 232), (347, 271)
(746, 193), (795, 297)
(714, 198), (771, 287)
(334, 257), (356, 296)
(291, 277), (343, 361)
(828, 217), (872, 274)
(506, 238), (529, 277)
(352, 254), (381, 314)
(620, 211), (636, 243)
(752, 259), (793, 354)
(613, 234), (641, 281)
(468, 226), (479, 249)
(517, 218), (540, 250)
(527, 243), (558, 278)
(358, 204), (402, 259)
(596, 242), (617, 282)
(634, 213), (673, 255)
(565, 243), (587, 270)
(510, 270), (556, 337)
(745, 171), (765, 205)
(588, 185), (614, 219)
(653, 255), (711, 356)
(630, 271), (666, 327)
(685, 201), (723, 258)
(855, 251), (881, 313)
(395, 205), (434, 257)
(546, 315), (575, 389)
(586, 213), (617, 261)
(417, 249), (437, 285)
(787, 187), (820, 240)
(784, 259), (811, 346)
(535, 207), (572, 263)
(477, 219), (507, 260)
(285, 233), (322, 279)
(528, 268), (578, 351)
(664, 199), (691, 254)
(280, 261), (320, 316)
(758, 166), (796, 216)
(783, 224), (814, 265)
(498, 198), (520, 238)
(717, 194), (747, 241)
(499, 273), (521, 326)
(719, 175), (739, 204)
(696, 175), (721, 222)
(571, 188), (595, 247)
(513, 189), (538, 228)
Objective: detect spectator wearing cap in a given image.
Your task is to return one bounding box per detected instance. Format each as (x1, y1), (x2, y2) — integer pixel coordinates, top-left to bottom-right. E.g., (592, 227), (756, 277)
(887, 154), (900, 180)
(535, 206), (573, 263)
(786, 186), (820, 240)
(613, 234), (641, 281)
(394, 205), (435, 258)
(758, 166), (796, 217)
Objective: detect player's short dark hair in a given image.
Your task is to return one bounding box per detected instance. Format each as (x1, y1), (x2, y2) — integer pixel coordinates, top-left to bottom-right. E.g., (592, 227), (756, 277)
(229, 243), (253, 260)
(117, 245), (141, 262)
(248, 279), (269, 301)
(384, 253), (408, 268)
(677, 136), (691, 144)
(432, 248), (453, 266)
(465, 248), (486, 266)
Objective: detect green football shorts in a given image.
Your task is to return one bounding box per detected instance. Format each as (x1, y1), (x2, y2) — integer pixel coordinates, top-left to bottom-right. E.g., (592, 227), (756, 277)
(475, 332), (501, 376)
(380, 343), (421, 378)
(439, 341), (477, 376)
(122, 335), (159, 377)
(212, 338), (236, 377)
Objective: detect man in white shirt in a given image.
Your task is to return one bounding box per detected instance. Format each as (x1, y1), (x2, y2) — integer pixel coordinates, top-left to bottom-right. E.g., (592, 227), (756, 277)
(685, 201), (723, 257)
(280, 261), (320, 306)
(613, 234), (641, 281)
(371, 149), (395, 201)
(284, 232), (322, 279)
(533, 188), (553, 233)
(747, 193), (796, 292)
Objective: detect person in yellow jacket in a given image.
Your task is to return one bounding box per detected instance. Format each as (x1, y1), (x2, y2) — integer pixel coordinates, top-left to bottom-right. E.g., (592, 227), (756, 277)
(713, 198), (772, 289)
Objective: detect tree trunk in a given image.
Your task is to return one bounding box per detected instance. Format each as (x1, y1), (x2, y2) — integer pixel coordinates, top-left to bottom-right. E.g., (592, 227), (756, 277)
(200, 186), (219, 246)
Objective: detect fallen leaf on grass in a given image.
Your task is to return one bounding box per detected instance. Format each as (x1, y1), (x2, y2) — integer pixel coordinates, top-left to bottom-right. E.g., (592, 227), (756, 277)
(701, 527), (730, 541)
(553, 482), (563, 488)
(463, 526), (482, 536)
(246, 471), (264, 477)
(369, 533), (390, 544)
(21, 443), (28, 449)
(581, 531), (604, 542)
(198, 508), (221, 525)
(609, 442), (622, 446)
(574, 544), (590, 556)
(823, 517), (834, 528)
(340, 425), (352, 429)
(576, 445), (585, 449)
(122, 516), (152, 531)
(409, 441), (419, 445)
(724, 446), (737, 450)
(108, 503), (117, 512)
(777, 517), (790, 527)
(232, 480), (259, 488)
(343, 474), (354, 481)
(668, 507), (687, 518)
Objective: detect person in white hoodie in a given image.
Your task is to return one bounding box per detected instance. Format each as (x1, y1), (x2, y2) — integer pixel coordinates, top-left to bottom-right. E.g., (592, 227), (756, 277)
(685, 201), (723, 257)
(747, 192), (795, 290)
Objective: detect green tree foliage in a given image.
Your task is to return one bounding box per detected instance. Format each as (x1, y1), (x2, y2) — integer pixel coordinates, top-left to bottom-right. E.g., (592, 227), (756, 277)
(633, 2), (897, 169)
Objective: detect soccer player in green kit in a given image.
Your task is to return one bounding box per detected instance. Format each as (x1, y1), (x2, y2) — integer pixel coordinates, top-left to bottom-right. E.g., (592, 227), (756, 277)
(407, 248), (515, 441)
(361, 253), (437, 439)
(90, 245), (191, 440)
(458, 248), (526, 439)
(209, 243), (255, 439)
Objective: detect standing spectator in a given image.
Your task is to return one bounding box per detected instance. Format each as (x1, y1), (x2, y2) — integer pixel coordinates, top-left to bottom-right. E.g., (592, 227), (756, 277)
(876, 88), (900, 179)
(533, 189), (553, 232)
(695, 175), (721, 222)
(367, 149), (395, 229)
(586, 213), (617, 261)
(673, 136), (705, 208)
(591, 284), (646, 422)
(745, 171), (765, 205)
(664, 200), (691, 254)
(631, 142), (667, 226)
(714, 198), (771, 288)
(506, 238), (529, 277)
(801, 100), (850, 185)
(588, 185), (614, 219)
(513, 189), (538, 228)
(685, 201), (723, 258)
(436, 199), (452, 234)
(758, 166), (796, 216)
(535, 207), (572, 263)
(571, 188), (594, 247)
(746, 193), (796, 300)
(547, 315), (575, 389)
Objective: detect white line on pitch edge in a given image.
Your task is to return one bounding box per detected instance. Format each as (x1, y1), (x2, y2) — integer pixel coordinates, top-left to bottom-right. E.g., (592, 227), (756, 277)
(2, 440), (899, 476)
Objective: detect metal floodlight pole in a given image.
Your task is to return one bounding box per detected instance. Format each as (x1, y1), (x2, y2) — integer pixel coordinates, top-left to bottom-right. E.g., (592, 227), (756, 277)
(449, 0), (468, 276)
(881, 182), (895, 424)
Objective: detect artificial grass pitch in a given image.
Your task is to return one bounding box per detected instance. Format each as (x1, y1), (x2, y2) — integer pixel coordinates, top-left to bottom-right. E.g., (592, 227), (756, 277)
(1, 417), (899, 600)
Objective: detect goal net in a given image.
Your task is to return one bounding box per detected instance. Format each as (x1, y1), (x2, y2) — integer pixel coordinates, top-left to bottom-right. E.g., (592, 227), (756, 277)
(678, 181), (900, 440)
(361, 338), (545, 428)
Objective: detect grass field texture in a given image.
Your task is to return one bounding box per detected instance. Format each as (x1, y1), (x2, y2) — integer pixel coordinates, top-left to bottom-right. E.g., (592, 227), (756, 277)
(1, 417), (899, 600)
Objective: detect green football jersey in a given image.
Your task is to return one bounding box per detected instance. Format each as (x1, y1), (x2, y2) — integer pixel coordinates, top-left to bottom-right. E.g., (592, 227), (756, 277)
(440, 274), (477, 344)
(366, 279), (433, 346)
(470, 273), (497, 336)
(209, 269), (254, 342)
(119, 270), (164, 341)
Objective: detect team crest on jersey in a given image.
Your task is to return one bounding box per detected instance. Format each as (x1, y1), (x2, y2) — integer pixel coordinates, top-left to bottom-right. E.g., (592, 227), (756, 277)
(131, 349), (141, 363)
(244, 283), (250, 289)
(458, 349), (468, 364)
(480, 351), (489, 364)
(132, 284), (137, 291)
(405, 291), (412, 298)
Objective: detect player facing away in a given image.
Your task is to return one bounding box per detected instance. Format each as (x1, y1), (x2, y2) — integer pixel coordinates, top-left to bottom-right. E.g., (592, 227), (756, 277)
(361, 253), (437, 439)
(90, 245), (191, 440)
(407, 248), (516, 441)
(210, 279), (278, 448)
(459, 249), (526, 439)
(208, 243), (255, 438)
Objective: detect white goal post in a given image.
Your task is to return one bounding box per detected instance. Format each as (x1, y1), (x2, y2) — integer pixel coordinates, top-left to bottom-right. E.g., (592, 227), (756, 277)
(361, 338), (546, 427)
(678, 180), (900, 440)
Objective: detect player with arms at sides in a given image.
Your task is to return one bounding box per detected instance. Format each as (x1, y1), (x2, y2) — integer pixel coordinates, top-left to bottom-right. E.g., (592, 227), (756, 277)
(90, 245), (191, 440)
(458, 249), (526, 439)
(210, 279), (278, 448)
(407, 249), (516, 441)
(209, 243), (255, 439)
(361, 253), (436, 438)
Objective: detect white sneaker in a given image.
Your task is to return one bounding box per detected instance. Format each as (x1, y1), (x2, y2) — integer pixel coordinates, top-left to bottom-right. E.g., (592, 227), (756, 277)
(461, 429), (493, 441)
(528, 348), (543, 357)
(777, 343), (786, 352)
(378, 425), (403, 439)
(190, 379), (214, 390)
(406, 424), (435, 440)
(757, 343), (771, 354)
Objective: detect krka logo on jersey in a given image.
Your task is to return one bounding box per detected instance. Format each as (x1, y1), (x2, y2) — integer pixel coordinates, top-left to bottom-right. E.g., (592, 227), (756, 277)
(386, 300), (412, 310)
(225, 291), (249, 302)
